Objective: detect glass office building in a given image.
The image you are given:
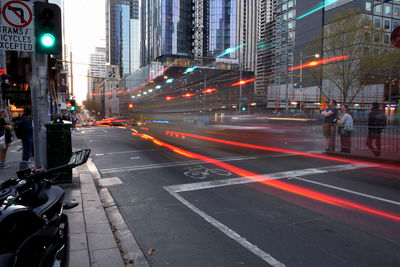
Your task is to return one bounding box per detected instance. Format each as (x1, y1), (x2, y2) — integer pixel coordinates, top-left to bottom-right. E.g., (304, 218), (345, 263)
(141, 0), (193, 66)
(106, 0), (140, 77)
(207, 0), (237, 59)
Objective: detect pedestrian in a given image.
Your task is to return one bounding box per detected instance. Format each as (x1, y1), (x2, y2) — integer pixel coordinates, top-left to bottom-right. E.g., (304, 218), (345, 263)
(338, 105), (353, 153)
(19, 107), (34, 169)
(321, 99), (338, 152)
(0, 109), (13, 168)
(366, 102), (387, 157)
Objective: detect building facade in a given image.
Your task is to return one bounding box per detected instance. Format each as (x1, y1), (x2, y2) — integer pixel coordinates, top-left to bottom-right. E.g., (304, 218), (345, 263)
(89, 47), (107, 97)
(106, 0), (140, 77)
(141, 0), (194, 67)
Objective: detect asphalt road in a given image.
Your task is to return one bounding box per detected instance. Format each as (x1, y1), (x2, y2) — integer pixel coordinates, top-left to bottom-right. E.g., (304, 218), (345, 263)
(73, 124), (400, 267)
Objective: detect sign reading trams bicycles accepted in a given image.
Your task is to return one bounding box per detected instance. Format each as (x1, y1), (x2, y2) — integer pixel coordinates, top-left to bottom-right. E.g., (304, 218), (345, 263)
(0, 0), (34, 51)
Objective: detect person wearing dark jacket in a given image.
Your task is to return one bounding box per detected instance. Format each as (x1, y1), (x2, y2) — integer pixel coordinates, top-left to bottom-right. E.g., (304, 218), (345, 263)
(0, 109), (13, 168)
(366, 102), (387, 157)
(20, 108), (34, 168)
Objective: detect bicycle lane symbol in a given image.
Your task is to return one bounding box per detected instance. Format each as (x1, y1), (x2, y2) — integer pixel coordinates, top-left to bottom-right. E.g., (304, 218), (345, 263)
(183, 165), (232, 180)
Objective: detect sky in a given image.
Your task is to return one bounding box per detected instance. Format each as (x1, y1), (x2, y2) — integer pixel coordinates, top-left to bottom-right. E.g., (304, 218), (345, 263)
(58, 0), (106, 104)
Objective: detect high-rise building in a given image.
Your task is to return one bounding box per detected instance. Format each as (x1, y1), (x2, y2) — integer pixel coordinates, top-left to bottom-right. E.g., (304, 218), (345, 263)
(141, 0), (194, 67)
(206, 0), (238, 59)
(89, 47), (106, 96)
(238, 0), (257, 72)
(106, 0), (140, 77)
(256, 0), (276, 95)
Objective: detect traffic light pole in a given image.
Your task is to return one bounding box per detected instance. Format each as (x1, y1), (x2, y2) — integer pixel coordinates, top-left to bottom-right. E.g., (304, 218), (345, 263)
(31, 53), (50, 168)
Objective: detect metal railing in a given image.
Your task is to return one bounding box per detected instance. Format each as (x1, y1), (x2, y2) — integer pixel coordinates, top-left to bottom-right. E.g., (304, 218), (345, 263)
(334, 125), (400, 153)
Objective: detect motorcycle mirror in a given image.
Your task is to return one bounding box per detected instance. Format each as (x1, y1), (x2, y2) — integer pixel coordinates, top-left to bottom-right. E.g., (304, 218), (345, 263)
(68, 149), (91, 167)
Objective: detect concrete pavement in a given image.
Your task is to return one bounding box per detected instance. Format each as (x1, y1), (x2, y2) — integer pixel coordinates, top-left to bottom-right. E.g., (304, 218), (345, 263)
(0, 134), (137, 267)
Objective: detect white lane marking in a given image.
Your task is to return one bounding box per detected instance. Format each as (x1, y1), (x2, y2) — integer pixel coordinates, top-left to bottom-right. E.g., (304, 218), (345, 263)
(166, 164), (373, 193)
(164, 187), (285, 267)
(100, 154), (297, 174)
(81, 131), (85, 133)
(98, 177), (123, 187)
(130, 157), (141, 160)
(95, 153), (105, 156)
(294, 177), (400, 207)
(106, 149), (155, 155)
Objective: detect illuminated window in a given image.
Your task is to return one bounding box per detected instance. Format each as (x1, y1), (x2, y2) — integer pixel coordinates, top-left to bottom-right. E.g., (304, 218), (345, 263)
(384, 5), (391, 16)
(384, 34), (390, 44)
(394, 7), (400, 16)
(366, 2), (372, 11)
(375, 4), (382, 14)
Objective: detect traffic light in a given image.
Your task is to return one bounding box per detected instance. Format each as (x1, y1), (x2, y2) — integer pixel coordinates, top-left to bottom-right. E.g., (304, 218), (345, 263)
(34, 3), (62, 55)
(241, 105), (247, 112)
(70, 100), (76, 111)
(129, 104), (134, 109)
(66, 102), (72, 109)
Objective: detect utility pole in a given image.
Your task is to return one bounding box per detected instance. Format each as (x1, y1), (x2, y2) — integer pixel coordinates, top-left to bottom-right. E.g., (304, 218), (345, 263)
(70, 50), (74, 96)
(31, 52), (50, 168)
(388, 72), (392, 123)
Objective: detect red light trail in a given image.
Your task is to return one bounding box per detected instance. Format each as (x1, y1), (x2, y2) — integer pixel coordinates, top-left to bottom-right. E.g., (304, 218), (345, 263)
(232, 78), (256, 86)
(182, 93), (195, 98)
(203, 88), (217, 94)
(130, 129), (400, 222)
(165, 131), (400, 172)
(288, 55), (350, 71)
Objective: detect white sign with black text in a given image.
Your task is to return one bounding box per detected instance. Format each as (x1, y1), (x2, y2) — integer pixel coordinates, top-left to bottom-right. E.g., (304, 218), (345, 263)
(0, 0), (34, 51)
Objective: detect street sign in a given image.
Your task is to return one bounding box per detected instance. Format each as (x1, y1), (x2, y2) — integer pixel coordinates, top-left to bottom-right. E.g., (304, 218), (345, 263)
(391, 26), (400, 48)
(0, 0), (34, 51)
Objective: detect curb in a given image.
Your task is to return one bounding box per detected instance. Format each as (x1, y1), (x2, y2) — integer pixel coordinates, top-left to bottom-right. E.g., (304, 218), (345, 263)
(325, 151), (400, 166)
(86, 158), (151, 267)
(75, 162), (125, 267)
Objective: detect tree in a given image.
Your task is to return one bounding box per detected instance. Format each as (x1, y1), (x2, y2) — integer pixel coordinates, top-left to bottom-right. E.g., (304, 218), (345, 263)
(304, 8), (400, 105)
(82, 99), (102, 117)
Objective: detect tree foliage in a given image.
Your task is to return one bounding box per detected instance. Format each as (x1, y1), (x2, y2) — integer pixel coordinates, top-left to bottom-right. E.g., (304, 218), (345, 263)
(304, 8), (400, 104)
(82, 99), (102, 117)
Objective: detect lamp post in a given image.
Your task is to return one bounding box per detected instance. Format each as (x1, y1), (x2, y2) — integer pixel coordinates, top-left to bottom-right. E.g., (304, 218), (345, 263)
(299, 52), (320, 111)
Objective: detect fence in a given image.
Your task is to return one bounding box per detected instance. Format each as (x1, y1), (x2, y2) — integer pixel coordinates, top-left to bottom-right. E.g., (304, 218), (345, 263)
(334, 125), (400, 153)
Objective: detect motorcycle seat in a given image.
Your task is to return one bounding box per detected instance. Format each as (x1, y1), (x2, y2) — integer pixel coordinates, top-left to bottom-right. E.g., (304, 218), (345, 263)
(0, 253), (15, 266)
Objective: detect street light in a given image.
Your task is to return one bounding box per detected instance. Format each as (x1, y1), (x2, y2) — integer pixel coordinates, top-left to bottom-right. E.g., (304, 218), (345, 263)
(299, 52), (320, 111)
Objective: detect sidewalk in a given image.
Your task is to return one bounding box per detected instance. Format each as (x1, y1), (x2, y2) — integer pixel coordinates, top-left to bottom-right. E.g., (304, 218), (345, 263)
(0, 141), (128, 267)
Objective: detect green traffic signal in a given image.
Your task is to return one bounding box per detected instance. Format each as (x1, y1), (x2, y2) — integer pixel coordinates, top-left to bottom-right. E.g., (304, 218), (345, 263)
(41, 34), (56, 47)
(70, 106), (76, 111)
(34, 3), (62, 55)
(241, 106), (246, 111)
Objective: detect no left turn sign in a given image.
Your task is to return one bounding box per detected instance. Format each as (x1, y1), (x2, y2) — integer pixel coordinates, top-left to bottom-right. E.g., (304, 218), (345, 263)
(0, 0), (34, 52)
(2, 0), (32, 28)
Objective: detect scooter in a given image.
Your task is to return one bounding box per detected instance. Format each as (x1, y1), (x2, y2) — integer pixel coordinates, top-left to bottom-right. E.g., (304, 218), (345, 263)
(0, 149), (91, 267)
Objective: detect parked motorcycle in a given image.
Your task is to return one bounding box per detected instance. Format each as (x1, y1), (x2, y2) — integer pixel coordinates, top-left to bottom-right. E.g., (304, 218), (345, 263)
(0, 149), (91, 267)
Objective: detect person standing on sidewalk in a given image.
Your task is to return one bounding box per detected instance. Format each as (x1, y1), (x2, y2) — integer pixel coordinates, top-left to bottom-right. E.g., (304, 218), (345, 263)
(322, 99), (338, 152)
(338, 105), (353, 153)
(0, 109), (13, 168)
(366, 102), (387, 157)
(19, 108), (34, 169)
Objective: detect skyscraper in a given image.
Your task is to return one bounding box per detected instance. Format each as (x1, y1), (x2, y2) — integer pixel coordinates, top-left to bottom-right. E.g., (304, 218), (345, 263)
(256, 0), (276, 95)
(89, 47), (106, 96)
(238, 0), (257, 72)
(141, 0), (194, 67)
(106, 0), (140, 77)
(206, 0), (237, 59)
